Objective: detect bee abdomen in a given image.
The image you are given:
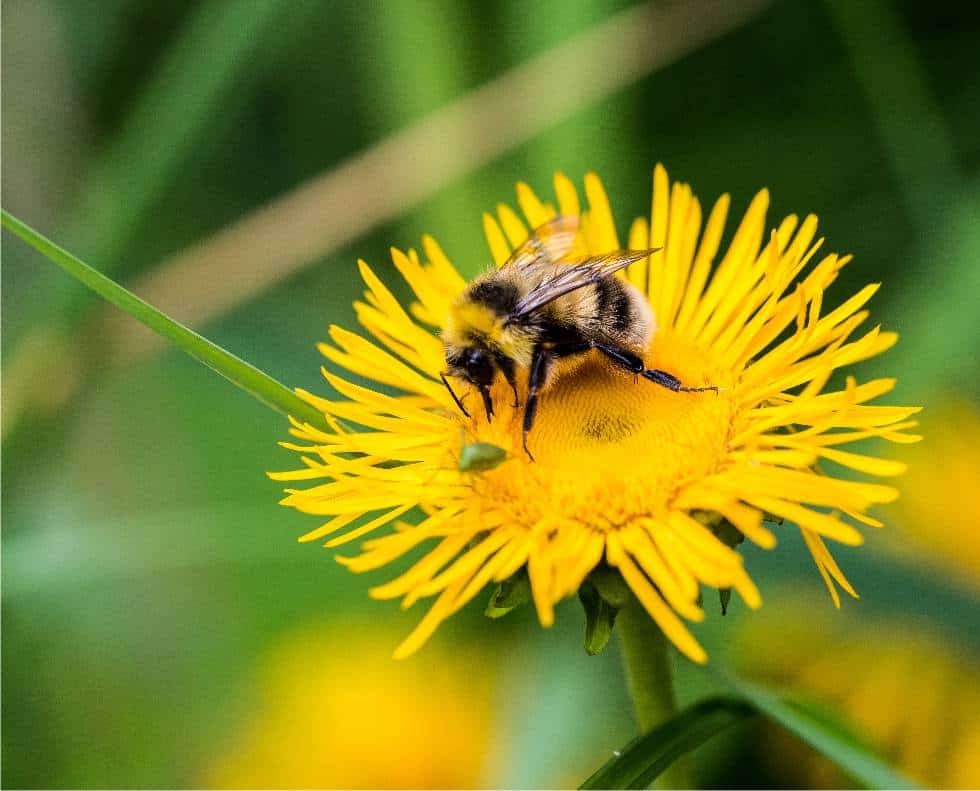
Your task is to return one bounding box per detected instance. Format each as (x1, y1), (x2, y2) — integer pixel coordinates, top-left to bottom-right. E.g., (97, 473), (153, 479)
(595, 277), (633, 332)
(593, 276), (654, 350)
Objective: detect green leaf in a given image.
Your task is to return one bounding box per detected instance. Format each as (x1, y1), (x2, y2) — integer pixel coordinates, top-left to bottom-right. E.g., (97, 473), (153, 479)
(1, 210), (328, 431)
(580, 697), (753, 789)
(726, 676), (918, 790)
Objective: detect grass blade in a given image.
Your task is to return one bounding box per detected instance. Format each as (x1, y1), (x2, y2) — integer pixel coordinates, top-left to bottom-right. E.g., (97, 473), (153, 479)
(581, 676), (919, 790)
(2, 210), (327, 431)
(579, 697), (753, 789)
(727, 676), (918, 790)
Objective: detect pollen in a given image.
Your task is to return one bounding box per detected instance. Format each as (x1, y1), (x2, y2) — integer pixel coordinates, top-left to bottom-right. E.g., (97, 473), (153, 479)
(270, 165), (920, 664)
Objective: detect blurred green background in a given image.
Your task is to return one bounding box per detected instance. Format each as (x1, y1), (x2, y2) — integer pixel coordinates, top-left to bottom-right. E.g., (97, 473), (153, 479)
(3, 0), (979, 787)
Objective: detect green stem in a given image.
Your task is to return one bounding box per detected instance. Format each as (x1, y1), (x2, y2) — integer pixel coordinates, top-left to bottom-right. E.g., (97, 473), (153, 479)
(618, 598), (692, 789)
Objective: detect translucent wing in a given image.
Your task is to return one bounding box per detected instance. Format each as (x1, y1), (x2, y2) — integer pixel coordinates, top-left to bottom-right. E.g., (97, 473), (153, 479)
(501, 215), (580, 270)
(510, 248), (660, 318)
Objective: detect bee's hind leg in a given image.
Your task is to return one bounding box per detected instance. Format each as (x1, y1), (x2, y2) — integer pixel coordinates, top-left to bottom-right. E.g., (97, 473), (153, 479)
(642, 369), (718, 393)
(592, 343), (718, 393)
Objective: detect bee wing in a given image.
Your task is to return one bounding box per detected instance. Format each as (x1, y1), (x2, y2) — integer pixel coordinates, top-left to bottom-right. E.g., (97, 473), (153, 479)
(501, 215), (580, 270)
(510, 248), (660, 319)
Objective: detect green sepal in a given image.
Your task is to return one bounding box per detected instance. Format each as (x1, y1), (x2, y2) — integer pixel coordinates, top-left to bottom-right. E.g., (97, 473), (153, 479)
(712, 518), (745, 548)
(691, 510), (747, 549)
(687, 514), (742, 614)
(484, 568), (530, 618)
(458, 441), (507, 472)
(691, 509), (721, 528)
(589, 563), (632, 608)
(578, 581), (620, 655)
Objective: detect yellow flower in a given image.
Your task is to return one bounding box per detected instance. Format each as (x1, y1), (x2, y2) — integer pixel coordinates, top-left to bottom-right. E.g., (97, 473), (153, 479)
(732, 599), (980, 788)
(884, 399), (980, 590)
(271, 165), (920, 663)
(204, 624), (496, 788)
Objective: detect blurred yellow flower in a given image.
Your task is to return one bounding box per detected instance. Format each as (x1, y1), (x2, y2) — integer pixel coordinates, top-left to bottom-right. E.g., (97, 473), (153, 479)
(204, 625), (496, 789)
(884, 400), (980, 589)
(271, 165), (919, 663)
(733, 601), (980, 788)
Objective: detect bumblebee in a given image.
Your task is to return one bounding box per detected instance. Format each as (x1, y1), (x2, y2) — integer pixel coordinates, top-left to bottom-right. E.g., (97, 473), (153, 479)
(441, 215), (717, 458)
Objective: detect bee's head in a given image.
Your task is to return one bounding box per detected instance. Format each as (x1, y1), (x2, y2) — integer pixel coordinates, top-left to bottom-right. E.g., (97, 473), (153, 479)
(460, 347), (495, 387)
(445, 345), (497, 420)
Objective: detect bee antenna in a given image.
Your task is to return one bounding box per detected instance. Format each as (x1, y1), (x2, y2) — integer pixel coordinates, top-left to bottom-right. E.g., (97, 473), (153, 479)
(440, 372), (470, 418)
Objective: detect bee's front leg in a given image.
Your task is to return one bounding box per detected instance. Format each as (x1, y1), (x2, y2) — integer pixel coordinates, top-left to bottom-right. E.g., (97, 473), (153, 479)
(497, 356), (520, 409)
(521, 347), (551, 461)
(479, 386), (495, 422)
(522, 341), (591, 461)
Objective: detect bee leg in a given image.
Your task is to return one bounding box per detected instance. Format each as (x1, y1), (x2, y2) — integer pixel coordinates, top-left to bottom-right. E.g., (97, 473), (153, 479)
(592, 343), (644, 374)
(642, 368), (719, 393)
(479, 386), (495, 422)
(521, 342), (590, 460)
(522, 347), (553, 461)
(593, 343), (718, 393)
(497, 356), (521, 408)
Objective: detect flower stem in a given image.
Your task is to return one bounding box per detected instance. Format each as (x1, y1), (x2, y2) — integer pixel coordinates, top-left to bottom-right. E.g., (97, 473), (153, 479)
(618, 598), (692, 789)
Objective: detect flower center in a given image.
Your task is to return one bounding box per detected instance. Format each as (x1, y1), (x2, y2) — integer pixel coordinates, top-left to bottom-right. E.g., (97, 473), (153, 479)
(462, 332), (736, 530)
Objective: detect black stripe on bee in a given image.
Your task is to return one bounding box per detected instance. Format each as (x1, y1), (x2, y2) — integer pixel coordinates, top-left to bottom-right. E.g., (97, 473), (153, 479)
(539, 323), (586, 345)
(595, 276), (633, 332)
(467, 280), (520, 315)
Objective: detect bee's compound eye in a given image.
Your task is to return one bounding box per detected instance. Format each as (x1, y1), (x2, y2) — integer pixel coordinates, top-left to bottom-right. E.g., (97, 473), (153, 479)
(465, 349), (494, 386)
